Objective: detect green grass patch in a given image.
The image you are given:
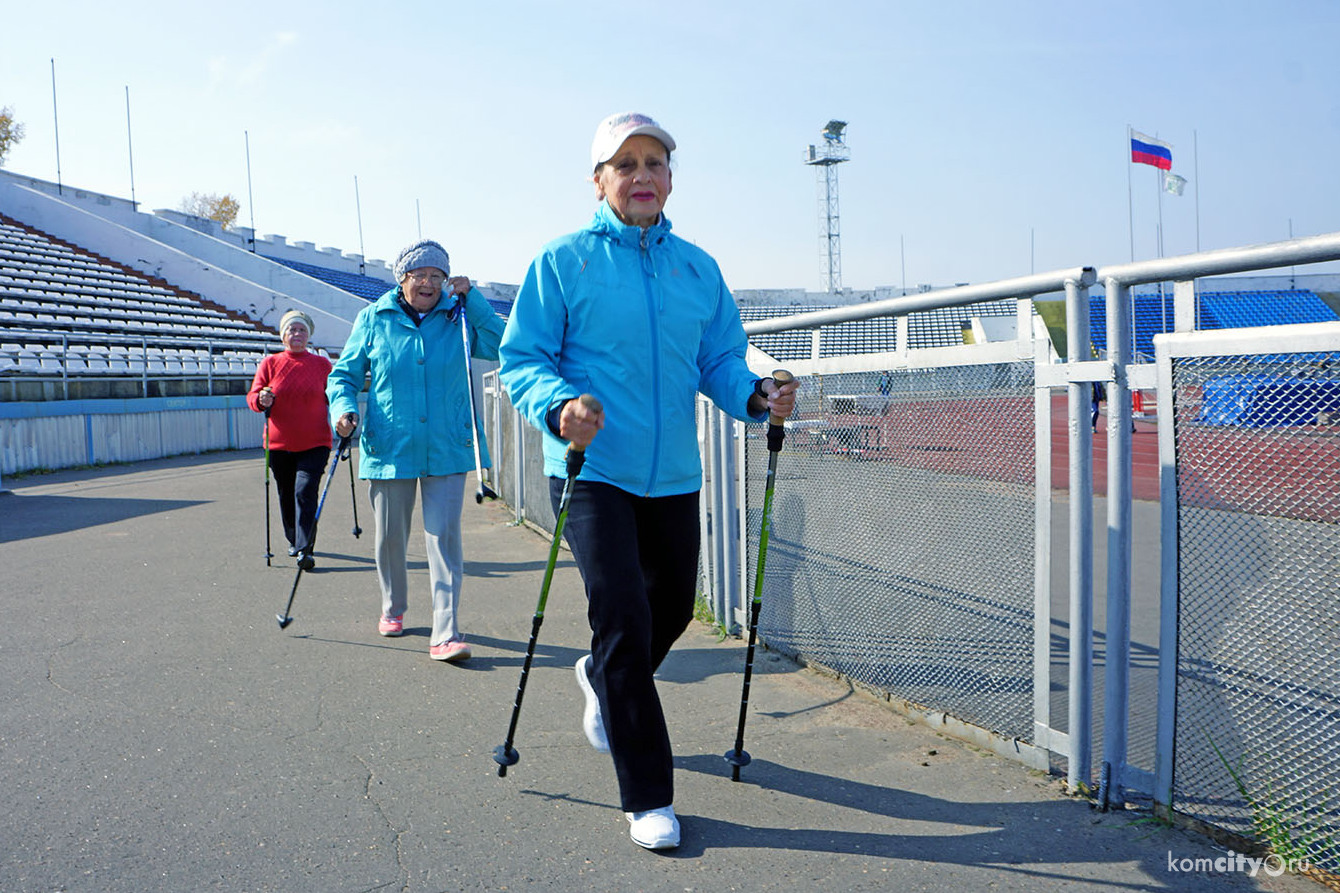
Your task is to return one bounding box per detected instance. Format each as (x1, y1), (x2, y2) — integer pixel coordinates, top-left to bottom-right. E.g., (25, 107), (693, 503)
(693, 592), (730, 641)
(1209, 734), (1340, 871)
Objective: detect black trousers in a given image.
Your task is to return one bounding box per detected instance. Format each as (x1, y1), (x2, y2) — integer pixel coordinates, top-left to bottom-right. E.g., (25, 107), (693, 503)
(552, 479), (699, 814)
(269, 446), (330, 554)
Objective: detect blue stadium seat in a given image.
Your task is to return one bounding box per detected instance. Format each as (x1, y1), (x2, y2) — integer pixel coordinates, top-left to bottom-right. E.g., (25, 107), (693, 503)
(260, 255), (395, 300)
(1088, 289), (1338, 357)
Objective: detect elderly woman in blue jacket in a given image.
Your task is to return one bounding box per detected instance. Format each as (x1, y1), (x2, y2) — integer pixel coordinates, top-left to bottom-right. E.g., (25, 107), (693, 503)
(499, 112), (798, 851)
(328, 239), (505, 663)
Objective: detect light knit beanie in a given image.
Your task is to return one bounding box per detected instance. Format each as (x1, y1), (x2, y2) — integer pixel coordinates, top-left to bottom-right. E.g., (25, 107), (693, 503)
(393, 239), (450, 281)
(279, 309), (315, 336)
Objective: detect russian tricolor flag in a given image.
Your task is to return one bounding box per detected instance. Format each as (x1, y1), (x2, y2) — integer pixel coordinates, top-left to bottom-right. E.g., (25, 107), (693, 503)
(1131, 131), (1172, 170)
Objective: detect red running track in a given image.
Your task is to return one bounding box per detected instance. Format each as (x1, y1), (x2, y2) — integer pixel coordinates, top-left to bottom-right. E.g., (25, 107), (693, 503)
(803, 393), (1338, 520)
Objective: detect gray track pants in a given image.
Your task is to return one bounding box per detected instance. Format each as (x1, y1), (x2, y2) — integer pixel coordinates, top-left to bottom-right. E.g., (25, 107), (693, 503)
(368, 474), (466, 646)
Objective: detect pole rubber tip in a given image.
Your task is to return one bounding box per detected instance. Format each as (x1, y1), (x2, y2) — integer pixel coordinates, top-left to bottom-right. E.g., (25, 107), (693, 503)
(276, 615), (292, 629)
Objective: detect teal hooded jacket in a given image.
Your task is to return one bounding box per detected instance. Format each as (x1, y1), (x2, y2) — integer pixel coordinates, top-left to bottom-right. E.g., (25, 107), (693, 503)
(499, 201), (765, 497)
(327, 286), (504, 480)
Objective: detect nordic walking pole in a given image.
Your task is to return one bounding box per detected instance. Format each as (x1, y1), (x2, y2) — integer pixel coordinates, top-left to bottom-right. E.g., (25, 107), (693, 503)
(347, 442), (362, 538)
(276, 433), (352, 630)
(724, 369), (794, 781)
(460, 306), (499, 503)
(263, 405), (273, 566)
(494, 393), (602, 777)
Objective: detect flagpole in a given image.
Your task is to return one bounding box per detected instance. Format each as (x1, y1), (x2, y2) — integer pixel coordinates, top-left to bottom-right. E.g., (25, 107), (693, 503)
(1155, 162), (1164, 259)
(1127, 124), (1137, 359)
(354, 175), (366, 276)
(125, 86), (137, 208)
(1289, 219), (1296, 289)
(1126, 125), (1135, 262)
(244, 130), (256, 253)
(1193, 129), (1200, 252)
(1159, 165), (1167, 337)
(51, 59), (63, 196)
(1155, 144), (1165, 345)
(900, 233), (906, 293)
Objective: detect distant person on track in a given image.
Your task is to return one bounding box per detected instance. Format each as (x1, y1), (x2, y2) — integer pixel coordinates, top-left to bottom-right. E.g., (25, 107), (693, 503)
(499, 112), (799, 851)
(248, 309), (332, 570)
(326, 240), (505, 662)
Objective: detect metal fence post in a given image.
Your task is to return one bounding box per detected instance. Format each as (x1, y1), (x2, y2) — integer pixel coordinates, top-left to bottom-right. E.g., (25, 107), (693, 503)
(1032, 303), (1055, 773)
(1100, 278), (1135, 810)
(1064, 276), (1095, 791)
(1152, 334), (1180, 818)
(718, 412), (740, 631)
(702, 403), (722, 622)
(513, 404), (526, 525)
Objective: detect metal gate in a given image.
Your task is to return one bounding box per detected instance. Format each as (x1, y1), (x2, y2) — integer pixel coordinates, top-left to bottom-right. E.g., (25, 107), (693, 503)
(1154, 321), (1340, 873)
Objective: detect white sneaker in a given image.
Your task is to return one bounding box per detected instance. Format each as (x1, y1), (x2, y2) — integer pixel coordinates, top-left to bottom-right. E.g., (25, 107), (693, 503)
(575, 654), (610, 753)
(625, 805), (680, 850)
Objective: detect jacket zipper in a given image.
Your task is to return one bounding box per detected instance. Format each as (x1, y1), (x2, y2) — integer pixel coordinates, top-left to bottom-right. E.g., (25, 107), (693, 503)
(641, 227), (662, 496)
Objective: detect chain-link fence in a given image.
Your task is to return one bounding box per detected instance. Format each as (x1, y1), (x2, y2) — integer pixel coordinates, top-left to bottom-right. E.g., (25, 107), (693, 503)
(1169, 348), (1340, 873)
(481, 295), (1340, 876)
(743, 363), (1039, 742)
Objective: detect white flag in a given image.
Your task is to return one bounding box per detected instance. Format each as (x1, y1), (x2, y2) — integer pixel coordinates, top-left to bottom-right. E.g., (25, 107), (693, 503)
(1163, 172), (1187, 196)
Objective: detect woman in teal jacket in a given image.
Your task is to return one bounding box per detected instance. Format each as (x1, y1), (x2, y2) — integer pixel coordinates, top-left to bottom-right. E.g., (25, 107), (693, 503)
(499, 112), (798, 851)
(328, 239), (504, 662)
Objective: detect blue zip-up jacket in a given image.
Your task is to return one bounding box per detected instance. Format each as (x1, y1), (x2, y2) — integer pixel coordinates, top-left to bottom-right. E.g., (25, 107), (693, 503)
(327, 286), (504, 480)
(499, 201), (765, 497)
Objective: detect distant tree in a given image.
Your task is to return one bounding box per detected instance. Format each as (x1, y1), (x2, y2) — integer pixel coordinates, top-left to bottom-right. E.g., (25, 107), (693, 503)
(178, 192), (241, 229)
(0, 106), (26, 167)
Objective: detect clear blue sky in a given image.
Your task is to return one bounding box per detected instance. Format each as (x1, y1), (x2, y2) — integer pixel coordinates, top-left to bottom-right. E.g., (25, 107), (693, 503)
(2, 0), (1337, 291)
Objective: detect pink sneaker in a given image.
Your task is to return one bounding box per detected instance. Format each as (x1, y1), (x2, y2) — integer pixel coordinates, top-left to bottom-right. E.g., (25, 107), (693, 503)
(430, 638), (471, 662)
(378, 614), (404, 637)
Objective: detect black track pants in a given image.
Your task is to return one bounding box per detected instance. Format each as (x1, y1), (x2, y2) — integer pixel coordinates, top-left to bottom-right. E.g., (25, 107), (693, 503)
(269, 446), (330, 553)
(552, 479), (699, 814)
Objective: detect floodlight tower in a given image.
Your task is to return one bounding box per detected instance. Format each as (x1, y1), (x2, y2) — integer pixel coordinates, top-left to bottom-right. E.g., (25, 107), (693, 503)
(804, 120), (850, 293)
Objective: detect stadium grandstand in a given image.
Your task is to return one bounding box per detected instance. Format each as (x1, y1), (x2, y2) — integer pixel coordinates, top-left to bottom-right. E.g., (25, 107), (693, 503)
(0, 170), (522, 408)
(1090, 289), (1340, 361)
(737, 295), (1026, 361)
(0, 213), (280, 401)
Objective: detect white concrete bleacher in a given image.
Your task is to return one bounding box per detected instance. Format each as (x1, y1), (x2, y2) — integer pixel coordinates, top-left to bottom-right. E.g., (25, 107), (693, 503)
(0, 215), (275, 383)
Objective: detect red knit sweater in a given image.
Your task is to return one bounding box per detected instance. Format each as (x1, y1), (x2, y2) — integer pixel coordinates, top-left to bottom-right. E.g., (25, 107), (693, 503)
(247, 350), (334, 452)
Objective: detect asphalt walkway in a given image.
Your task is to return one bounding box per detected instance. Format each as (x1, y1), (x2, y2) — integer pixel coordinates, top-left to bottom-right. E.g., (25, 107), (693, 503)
(0, 450), (1322, 892)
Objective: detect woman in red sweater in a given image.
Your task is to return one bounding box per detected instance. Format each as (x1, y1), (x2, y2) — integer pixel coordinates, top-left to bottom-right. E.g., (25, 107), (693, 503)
(248, 310), (334, 569)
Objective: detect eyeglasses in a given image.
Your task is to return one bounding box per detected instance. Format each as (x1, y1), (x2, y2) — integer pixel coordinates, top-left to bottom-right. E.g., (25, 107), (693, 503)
(406, 271), (445, 285)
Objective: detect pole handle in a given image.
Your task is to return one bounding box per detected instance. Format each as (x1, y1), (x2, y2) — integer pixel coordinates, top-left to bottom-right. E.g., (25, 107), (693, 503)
(767, 369), (794, 427)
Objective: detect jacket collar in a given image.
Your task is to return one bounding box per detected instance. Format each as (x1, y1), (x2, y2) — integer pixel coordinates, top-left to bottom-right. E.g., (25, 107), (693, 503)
(588, 200), (672, 247)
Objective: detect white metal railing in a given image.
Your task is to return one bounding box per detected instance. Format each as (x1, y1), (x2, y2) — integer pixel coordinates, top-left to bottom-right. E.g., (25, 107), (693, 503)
(728, 233), (1340, 810)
